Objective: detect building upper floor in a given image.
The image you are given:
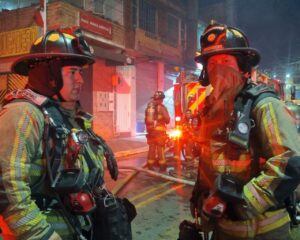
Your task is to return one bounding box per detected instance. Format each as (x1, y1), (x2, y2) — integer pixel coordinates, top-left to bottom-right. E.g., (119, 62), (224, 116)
(0, 0), (200, 69)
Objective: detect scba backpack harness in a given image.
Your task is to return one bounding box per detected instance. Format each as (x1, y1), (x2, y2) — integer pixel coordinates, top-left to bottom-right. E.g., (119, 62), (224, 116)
(229, 83), (280, 150)
(4, 89), (136, 240)
(178, 83), (285, 240)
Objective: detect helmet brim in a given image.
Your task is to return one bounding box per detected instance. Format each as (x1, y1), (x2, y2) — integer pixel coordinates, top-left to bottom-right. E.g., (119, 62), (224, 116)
(11, 53), (95, 76)
(194, 48), (260, 67)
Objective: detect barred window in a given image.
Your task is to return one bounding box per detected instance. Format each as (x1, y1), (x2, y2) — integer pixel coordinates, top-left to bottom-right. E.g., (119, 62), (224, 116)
(0, 0), (39, 11)
(138, 0), (157, 35)
(166, 14), (179, 47)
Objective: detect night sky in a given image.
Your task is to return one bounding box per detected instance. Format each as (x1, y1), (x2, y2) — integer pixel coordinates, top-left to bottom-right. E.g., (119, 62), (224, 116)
(198, 0), (300, 80)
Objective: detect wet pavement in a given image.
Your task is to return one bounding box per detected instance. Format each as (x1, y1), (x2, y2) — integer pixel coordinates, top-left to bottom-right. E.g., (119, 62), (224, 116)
(106, 133), (148, 158)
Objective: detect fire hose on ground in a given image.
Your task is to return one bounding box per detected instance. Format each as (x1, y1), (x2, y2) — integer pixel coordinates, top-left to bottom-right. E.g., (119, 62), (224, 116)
(112, 163), (195, 195)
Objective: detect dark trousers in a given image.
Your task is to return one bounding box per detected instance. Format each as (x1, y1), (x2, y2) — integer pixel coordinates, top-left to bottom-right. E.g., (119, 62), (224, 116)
(147, 144), (166, 166)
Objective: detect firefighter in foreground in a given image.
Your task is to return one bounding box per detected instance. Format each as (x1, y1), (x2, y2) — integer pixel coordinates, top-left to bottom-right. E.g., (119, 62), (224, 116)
(189, 21), (300, 239)
(0, 29), (133, 240)
(145, 91), (170, 172)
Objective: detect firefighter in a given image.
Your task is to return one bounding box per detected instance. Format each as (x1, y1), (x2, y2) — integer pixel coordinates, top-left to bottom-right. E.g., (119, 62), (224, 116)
(145, 91), (170, 172)
(0, 29), (120, 239)
(181, 109), (194, 161)
(189, 21), (300, 239)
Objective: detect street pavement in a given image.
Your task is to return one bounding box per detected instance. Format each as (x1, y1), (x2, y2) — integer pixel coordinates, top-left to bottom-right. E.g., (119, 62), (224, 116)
(106, 133), (148, 158)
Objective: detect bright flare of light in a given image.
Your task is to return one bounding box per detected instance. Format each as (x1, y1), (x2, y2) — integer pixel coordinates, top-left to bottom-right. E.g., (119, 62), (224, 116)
(168, 128), (182, 139)
(175, 116), (181, 122)
(196, 63), (203, 70)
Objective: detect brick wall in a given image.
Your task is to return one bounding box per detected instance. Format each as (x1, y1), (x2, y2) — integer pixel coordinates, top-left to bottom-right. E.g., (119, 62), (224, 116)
(0, 7), (37, 32)
(47, 1), (78, 30)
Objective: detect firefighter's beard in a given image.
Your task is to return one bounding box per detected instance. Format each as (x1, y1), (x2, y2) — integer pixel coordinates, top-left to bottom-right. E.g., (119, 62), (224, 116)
(207, 64), (245, 120)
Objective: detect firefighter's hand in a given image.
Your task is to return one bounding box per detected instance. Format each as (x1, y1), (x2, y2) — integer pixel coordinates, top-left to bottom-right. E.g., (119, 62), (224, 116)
(106, 153), (119, 181)
(49, 231), (62, 240)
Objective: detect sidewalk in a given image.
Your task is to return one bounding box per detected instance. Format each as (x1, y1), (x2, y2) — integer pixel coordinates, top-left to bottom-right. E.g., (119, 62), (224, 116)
(106, 133), (149, 158)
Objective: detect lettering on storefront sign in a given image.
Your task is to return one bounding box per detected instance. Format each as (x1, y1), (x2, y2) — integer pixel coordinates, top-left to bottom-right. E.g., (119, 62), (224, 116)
(0, 27), (38, 58)
(80, 12), (112, 39)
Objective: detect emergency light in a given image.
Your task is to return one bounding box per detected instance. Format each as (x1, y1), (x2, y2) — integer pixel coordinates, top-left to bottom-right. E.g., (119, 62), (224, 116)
(168, 128), (182, 139)
(175, 116), (181, 122)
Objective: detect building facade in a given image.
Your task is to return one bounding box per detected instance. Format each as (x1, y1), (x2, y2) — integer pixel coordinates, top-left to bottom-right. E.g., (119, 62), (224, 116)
(0, 0), (199, 139)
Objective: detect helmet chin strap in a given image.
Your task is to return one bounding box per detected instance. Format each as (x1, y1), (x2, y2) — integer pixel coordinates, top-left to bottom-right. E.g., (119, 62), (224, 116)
(48, 60), (66, 102)
(55, 92), (66, 102)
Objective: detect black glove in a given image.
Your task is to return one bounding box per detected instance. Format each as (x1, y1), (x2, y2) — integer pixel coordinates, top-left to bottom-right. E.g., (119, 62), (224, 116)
(189, 179), (208, 218)
(86, 129), (119, 181)
(215, 173), (257, 221)
(104, 148), (119, 181)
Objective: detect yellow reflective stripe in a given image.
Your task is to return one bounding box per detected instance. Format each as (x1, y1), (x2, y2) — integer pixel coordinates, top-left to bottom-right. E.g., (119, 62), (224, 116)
(257, 210), (290, 234)
(9, 106), (34, 204)
(212, 153), (252, 173)
(262, 103), (284, 155)
(269, 103), (282, 146)
(190, 89), (206, 112)
(147, 159), (156, 164)
(218, 209), (290, 238)
(244, 181), (271, 213)
(155, 126), (166, 131)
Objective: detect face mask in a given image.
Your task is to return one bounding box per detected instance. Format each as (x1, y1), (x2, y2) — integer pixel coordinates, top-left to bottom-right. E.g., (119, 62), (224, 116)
(208, 64), (245, 103)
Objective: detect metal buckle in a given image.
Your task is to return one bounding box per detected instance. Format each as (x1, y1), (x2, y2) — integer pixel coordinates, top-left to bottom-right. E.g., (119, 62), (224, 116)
(55, 127), (68, 139)
(103, 190), (117, 208)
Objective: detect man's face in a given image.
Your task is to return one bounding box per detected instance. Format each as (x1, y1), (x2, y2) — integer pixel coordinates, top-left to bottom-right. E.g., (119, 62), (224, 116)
(207, 54), (239, 77)
(206, 54), (244, 101)
(60, 66), (84, 102)
(185, 110), (192, 119)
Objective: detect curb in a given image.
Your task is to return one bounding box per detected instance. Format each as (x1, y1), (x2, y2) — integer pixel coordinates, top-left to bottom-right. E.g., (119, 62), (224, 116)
(114, 146), (149, 158)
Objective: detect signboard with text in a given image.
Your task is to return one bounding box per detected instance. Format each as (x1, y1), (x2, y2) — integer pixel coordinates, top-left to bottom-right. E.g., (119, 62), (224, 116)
(79, 12), (112, 39)
(0, 27), (38, 58)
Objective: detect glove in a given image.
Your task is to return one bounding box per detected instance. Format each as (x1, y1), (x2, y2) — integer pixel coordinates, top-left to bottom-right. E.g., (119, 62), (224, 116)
(105, 149), (119, 181)
(87, 129), (119, 181)
(215, 173), (257, 221)
(189, 200), (198, 218)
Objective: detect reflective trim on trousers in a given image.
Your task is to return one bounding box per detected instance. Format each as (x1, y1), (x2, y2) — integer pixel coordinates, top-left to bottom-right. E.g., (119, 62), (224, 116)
(244, 181), (273, 213)
(147, 159), (156, 165)
(217, 209), (290, 238)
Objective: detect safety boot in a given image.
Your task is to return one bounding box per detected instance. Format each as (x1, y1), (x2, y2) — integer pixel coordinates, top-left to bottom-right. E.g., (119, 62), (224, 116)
(147, 163), (155, 171)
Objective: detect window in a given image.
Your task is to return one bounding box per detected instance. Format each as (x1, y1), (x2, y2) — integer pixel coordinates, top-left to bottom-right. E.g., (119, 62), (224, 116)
(0, 0), (39, 11)
(91, 0), (124, 25)
(104, 0), (124, 25)
(166, 14), (179, 47)
(94, 0), (105, 14)
(197, 23), (206, 51)
(138, 0), (157, 35)
(132, 0), (138, 28)
(180, 20), (186, 49)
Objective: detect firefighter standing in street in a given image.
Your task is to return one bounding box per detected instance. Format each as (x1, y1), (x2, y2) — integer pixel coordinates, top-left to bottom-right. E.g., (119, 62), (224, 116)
(189, 21), (300, 239)
(0, 29), (120, 240)
(145, 91), (170, 172)
(181, 109), (195, 162)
